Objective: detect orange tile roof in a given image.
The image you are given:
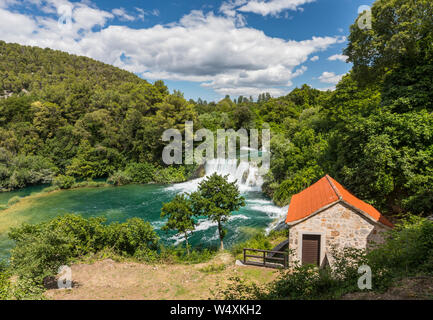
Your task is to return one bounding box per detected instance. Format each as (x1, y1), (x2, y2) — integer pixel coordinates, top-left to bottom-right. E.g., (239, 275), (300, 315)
(285, 175), (394, 228)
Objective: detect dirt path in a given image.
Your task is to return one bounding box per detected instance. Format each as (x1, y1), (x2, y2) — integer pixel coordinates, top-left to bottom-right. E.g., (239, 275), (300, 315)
(45, 253), (279, 300)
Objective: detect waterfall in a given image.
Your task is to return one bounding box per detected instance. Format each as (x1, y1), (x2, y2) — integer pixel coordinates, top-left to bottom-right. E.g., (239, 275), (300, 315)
(166, 158), (264, 193)
(163, 156), (289, 237)
(205, 158), (264, 192)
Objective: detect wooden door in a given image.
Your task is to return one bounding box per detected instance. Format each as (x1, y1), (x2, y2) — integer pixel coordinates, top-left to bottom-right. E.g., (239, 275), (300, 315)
(302, 234), (321, 266)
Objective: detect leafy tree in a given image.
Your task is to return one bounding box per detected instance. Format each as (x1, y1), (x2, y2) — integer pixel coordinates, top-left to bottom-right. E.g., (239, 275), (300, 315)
(190, 174), (245, 250)
(345, 0), (433, 112)
(161, 193), (196, 254)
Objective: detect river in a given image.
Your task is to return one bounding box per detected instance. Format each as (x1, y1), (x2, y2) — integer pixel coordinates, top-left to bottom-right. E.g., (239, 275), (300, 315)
(0, 159), (287, 259)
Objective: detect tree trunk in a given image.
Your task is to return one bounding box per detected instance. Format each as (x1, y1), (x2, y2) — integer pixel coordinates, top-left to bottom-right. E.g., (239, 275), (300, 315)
(184, 233), (190, 255)
(218, 222), (224, 251)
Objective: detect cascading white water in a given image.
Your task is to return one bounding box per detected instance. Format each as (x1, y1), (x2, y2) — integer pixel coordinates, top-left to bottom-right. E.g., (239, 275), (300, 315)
(166, 157), (265, 193)
(164, 157), (289, 243)
(204, 158), (264, 192)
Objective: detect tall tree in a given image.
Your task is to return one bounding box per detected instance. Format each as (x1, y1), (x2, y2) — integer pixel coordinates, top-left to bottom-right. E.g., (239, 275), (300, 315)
(190, 174), (245, 250)
(160, 193), (196, 254)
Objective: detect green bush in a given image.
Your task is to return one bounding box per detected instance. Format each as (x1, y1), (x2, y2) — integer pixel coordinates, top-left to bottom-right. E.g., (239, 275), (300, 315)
(230, 233), (273, 258)
(41, 186), (60, 193)
(367, 215), (433, 276)
(154, 166), (187, 184)
(0, 155), (57, 190)
(107, 170), (132, 186)
(8, 214), (160, 285)
(124, 162), (156, 183)
(53, 175), (76, 189)
(172, 247), (216, 264)
(70, 180), (108, 189)
(106, 218), (159, 256)
(157, 246), (217, 265)
(0, 267), (13, 300)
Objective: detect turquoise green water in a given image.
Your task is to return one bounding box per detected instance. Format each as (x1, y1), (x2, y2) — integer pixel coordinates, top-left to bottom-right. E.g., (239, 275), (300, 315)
(0, 183), (286, 259)
(0, 184), (48, 205)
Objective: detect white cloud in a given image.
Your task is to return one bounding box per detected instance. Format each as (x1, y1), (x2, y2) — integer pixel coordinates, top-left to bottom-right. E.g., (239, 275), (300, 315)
(0, 1), (345, 98)
(112, 8), (135, 22)
(310, 55), (319, 61)
(134, 7), (159, 21)
(318, 71), (345, 84)
(327, 53), (348, 62)
(221, 0), (316, 17)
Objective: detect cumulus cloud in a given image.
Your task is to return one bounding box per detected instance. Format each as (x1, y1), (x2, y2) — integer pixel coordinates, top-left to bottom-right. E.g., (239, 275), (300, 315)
(328, 53), (348, 62)
(221, 0), (315, 17)
(318, 71), (345, 84)
(310, 55), (319, 61)
(0, 0), (345, 98)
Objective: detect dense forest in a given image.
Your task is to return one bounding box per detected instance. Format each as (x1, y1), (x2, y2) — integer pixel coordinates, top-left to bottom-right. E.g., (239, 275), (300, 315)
(0, 0), (432, 221)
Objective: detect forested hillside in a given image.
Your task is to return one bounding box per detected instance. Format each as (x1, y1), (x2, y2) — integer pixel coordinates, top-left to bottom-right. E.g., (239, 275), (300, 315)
(263, 0), (433, 218)
(0, 40), (199, 191)
(0, 0), (432, 219)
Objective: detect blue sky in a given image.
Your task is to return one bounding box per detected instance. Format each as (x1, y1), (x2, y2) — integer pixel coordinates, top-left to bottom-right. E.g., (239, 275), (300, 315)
(0, 0), (374, 101)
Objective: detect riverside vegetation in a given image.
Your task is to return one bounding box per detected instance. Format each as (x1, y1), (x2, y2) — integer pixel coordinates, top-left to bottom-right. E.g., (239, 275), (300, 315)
(0, 0), (432, 299)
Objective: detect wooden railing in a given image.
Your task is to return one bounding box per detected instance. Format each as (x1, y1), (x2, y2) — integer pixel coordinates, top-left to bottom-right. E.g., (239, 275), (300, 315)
(243, 248), (289, 269)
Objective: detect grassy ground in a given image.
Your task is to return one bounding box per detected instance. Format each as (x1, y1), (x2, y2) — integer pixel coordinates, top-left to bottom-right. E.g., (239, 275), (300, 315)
(45, 252), (279, 300)
(342, 276), (433, 300)
(44, 252), (433, 300)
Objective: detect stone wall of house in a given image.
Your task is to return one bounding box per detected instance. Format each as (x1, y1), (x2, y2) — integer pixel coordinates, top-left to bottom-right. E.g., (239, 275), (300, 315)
(288, 202), (389, 267)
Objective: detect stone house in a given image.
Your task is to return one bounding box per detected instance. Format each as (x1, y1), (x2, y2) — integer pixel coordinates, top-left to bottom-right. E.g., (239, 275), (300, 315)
(285, 175), (394, 267)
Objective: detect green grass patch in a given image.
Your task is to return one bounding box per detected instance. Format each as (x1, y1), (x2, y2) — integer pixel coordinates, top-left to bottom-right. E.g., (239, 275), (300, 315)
(199, 263), (227, 274)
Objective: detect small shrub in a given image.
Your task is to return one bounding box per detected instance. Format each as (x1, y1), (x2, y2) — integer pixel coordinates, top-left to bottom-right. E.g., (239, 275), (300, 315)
(213, 276), (268, 300)
(124, 162), (155, 183)
(154, 166), (187, 184)
(0, 268), (13, 300)
(107, 171), (132, 186)
(70, 180), (108, 189)
(230, 232), (273, 259)
(53, 175), (76, 189)
(159, 246), (217, 264)
(41, 186), (60, 193)
(106, 218), (159, 256)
